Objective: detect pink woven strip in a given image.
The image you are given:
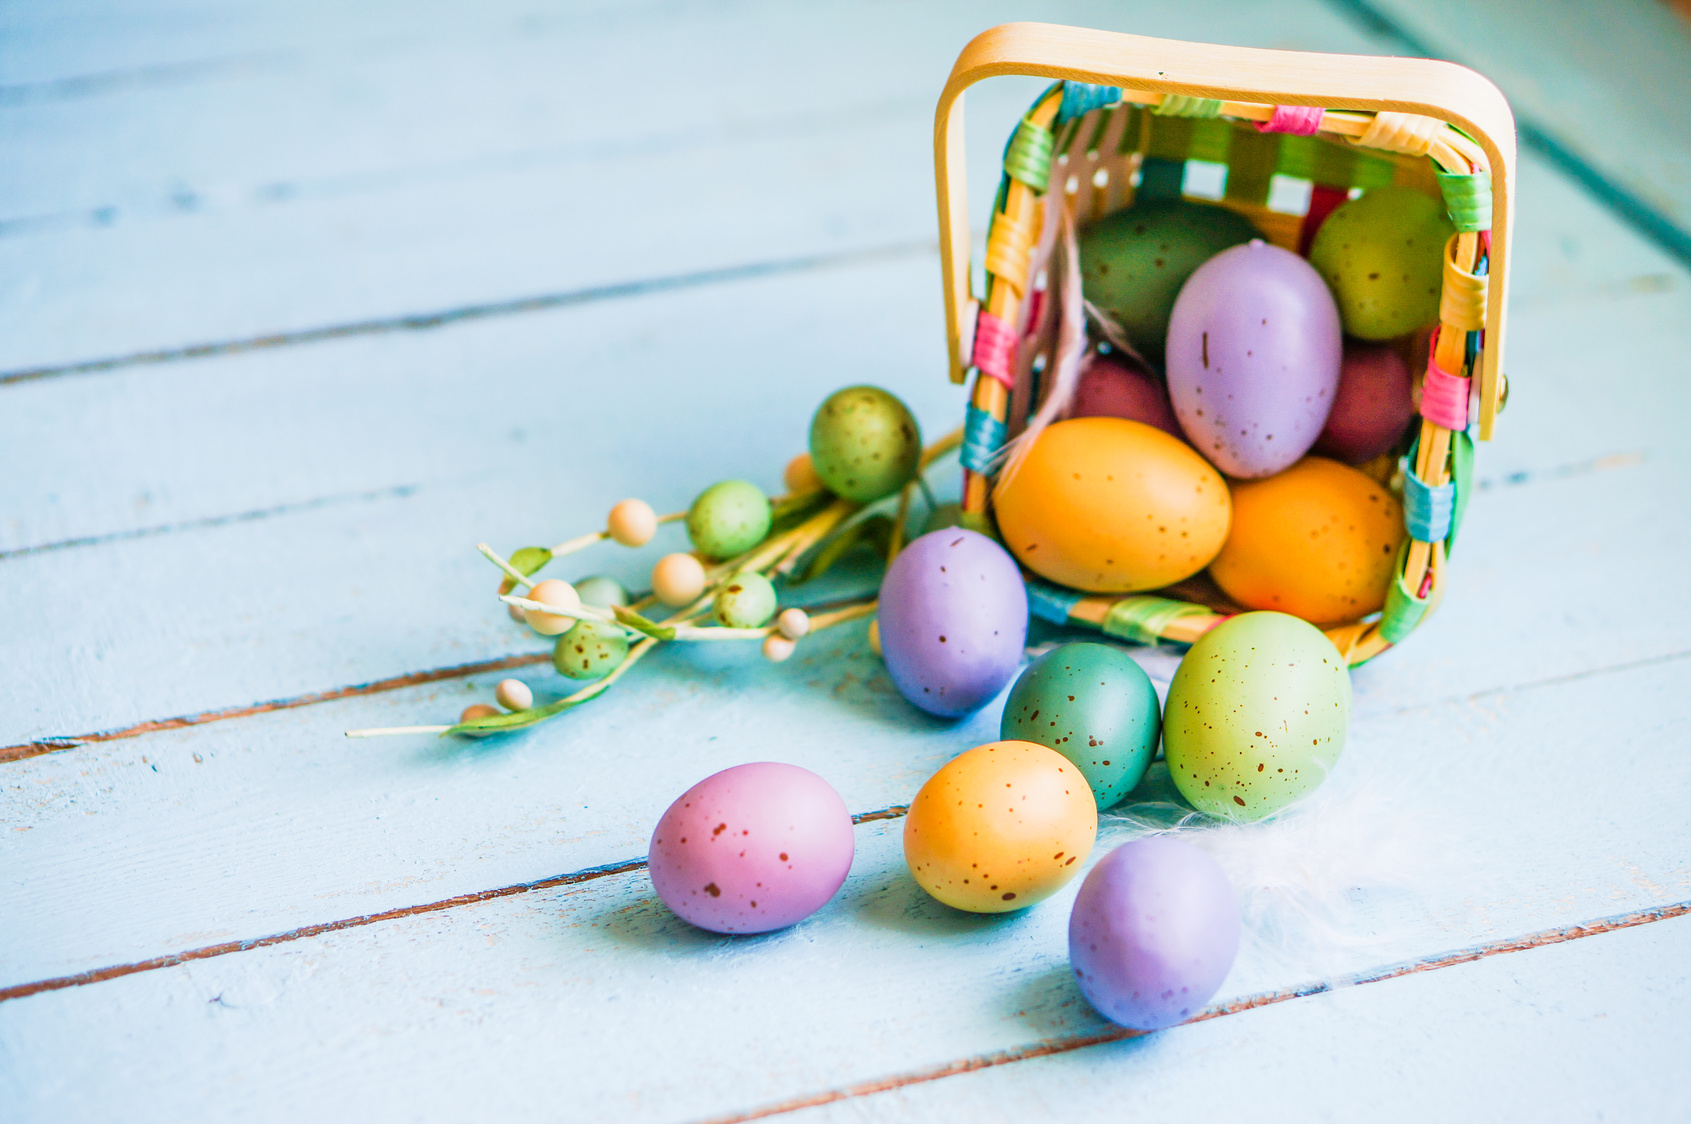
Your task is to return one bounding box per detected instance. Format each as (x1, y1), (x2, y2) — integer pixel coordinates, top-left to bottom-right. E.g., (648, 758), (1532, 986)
(972, 309), (1018, 387)
(1421, 355), (1471, 431)
(1255, 105), (1323, 136)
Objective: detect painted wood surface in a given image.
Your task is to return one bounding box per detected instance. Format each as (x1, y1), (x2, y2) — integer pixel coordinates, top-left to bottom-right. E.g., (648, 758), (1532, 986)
(3, 0), (1689, 1119)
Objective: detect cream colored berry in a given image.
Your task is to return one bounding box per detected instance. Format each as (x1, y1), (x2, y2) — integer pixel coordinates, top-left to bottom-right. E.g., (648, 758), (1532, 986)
(784, 453), (822, 494)
(494, 678), (533, 712)
(762, 634), (796, 662)
(523, 579), (581, 636)
(651, 553), (707, 607)
(776, 607), (811, 640)
(507, 601), (527, 623)
(868, 619), (882, 656)
(458, 703), (502, 737)
(607, 499), (658, 547)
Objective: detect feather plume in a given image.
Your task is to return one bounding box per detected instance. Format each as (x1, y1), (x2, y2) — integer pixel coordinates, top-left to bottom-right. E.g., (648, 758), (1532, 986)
(996, 203), (1086, 489)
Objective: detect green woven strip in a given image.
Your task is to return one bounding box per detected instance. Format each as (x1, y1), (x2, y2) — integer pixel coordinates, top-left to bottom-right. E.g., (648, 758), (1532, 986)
(1004, 116), (1054, 193)
(1437, 169), (1492, 232)
(1102, 596), (1212, 646)
(1224, 127), (1280, 205)
(1448, 429), (1475, 554)
(1153, 95), (1222, 118)
(1378, 542), (1429, 644)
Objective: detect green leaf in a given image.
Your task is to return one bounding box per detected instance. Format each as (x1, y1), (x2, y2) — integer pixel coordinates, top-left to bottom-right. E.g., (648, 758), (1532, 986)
(442, 693), (586, 737)
(498, 546), (554, 594)
(611, 605), (677, 641)
(793, 514), (893, 584)
(769, 489), (833, 534)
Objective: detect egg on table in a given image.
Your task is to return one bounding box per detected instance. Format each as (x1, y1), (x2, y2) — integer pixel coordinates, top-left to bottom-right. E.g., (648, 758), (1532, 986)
(993, 417), (1231, 594)
(904, 740), (1097, 912)
(1208, 456), (1404, 625)
(1165, 240), (1343, 479)
(877, 528), (1028, 717)
(1163, 612), (1351, 820)
(648, 762), (855, 934)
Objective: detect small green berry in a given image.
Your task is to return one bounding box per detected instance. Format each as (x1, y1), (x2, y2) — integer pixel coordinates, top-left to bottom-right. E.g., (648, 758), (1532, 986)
(574, 575), (629, 609)
(714, 572), (777, 629)
(686, 480), (772, 560)
(808, 386), (921, 503)
(553, 619), (630, 680)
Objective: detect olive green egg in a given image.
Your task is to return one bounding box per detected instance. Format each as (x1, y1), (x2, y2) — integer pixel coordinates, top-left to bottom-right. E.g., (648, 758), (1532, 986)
(686, 479), (772, 561)
(714, 571), (777, 629)
(553, 618), (630, 680)
(1000, 642), (1162, 809)
(1079, 199), (1260, 361)
(808, 386), (922, 503)
(1309, 185), (1454, 340)
(1164, 612), (1350, 821)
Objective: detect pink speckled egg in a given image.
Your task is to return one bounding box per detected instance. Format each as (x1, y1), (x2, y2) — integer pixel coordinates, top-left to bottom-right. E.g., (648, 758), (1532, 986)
(649, 762), (855, 934)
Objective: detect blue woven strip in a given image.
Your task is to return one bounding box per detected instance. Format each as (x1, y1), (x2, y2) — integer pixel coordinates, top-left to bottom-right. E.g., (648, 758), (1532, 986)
(1403, 464), (1455, 542)
(1025, 578), (1083, 625)
(960, 404), (1007, 475)
(1058, 82), (1121, 124)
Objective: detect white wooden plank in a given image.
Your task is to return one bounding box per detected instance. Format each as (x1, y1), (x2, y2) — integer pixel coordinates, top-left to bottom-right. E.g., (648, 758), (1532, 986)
(2, 653), (1687, 1120)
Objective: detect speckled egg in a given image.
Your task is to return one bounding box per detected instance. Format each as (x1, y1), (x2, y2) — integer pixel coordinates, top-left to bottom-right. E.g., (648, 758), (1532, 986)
(992, 417), (1231, 594)
(904, 740), (1096, 913)
(1069, 836), (1241, 1030)
(877, 528), (1028, 718)
(1166, 240), (1343, 478)
(552, 618), (630, 680)
(687, 479), (772, 561)
(649, 762), (855, 934)
(1069, 352), (1184, 439)
(1209, 457), (1404, 625)
(1163, 612), (1351, 820)
(809, 386), (922, 503)
(1309, 185), (1454, 340)
(1080, 200), (1261, 362)
(1313, 341), (1416, 464)
(1001, 643), (1161, 809)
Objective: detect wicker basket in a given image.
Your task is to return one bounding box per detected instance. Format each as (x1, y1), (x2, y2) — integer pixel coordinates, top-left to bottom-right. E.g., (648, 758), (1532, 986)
(935, 24), (1515, 665)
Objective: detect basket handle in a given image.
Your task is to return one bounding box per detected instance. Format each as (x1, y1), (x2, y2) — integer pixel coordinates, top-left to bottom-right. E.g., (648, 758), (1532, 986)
(933, 22), (1516, 437)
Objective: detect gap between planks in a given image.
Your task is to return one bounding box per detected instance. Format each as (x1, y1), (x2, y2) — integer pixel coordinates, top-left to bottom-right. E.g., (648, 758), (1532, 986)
(687, 900), (1691, 1124)
(0, 450), (1651, 765)
(0, 239), (936, 388)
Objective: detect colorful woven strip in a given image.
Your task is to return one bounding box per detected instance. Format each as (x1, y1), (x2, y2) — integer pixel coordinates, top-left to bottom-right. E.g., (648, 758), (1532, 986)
(1255, 104), (1323, 136)
(1447, 429), (1475, 554)
(1439, 236), (1488, 331)
(1137, 157), (1186, 202)
(960, 404), (1007, 475)
(1024, 578), (1084, 625)
(983, 207), (1035, 295)
(1003, 115), (1054, 193)
(1402, 462), (1455, 542)
(1102, 596), (1213, 646)
(1353, 111), (1441, 158)
(1058, 82), (1120, 124)
(1153, 94), (1222, 118)
(1436, 169), (1492, 233)
(1379, 543), (1430, 643)
(970, 309), (1018, 386)
(1421, 353), (1471, 431)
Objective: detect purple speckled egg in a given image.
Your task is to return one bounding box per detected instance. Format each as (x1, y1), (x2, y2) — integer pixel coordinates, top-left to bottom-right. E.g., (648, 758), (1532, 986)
(1166, 240), (1342, 478)
(878, 528), (1028, 718)
(1069, 353), (1184, 440)
(649, 762), (854, 934)
(1068, 836), (1241, 1030)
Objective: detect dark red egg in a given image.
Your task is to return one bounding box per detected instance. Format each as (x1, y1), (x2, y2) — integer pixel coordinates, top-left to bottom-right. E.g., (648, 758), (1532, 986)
(1313, 342), (1415, 464)
(1069, 353), (1183, 439)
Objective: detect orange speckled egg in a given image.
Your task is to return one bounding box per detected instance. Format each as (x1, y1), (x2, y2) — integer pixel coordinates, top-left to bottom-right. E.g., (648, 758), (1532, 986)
(903, 740), (1097, 913)
(1209, 457), (1405, 625)
(993, 417), (1231, 593)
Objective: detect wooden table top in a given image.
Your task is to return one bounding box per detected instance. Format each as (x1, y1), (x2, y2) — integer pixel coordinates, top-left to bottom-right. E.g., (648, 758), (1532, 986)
(3, 0), (1688, 1119)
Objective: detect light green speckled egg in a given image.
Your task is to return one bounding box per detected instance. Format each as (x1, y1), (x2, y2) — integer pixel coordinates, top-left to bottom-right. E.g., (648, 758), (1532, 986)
(1163, 612), (1350, 821)
(714, 571), (777, 629)
(553, 618), (630, 680)
(808, 386), (921, 504)
(1309, 185), (1453, 341)
(686, 479), (772, 561)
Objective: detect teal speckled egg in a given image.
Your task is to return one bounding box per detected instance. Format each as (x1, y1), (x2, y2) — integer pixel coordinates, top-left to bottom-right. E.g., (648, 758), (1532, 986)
(808, 386), (922, 503)
(1000, 642), (1162, 809)
(1309, 185), (1454, 340)
(553, 618), (630, 680)
(1079, 199), (1260, 362)
(687, 479), (772, 561)
(1163, 612), (1350, 821)
(714, 571), (777, 629)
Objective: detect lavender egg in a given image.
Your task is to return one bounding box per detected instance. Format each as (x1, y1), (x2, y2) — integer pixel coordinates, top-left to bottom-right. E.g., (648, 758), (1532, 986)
(1166, 240), (1342, 478)
(1069, 836), (1241, 1030)
(878, 528), (1028, 718)
(649, 762), (854, 934)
